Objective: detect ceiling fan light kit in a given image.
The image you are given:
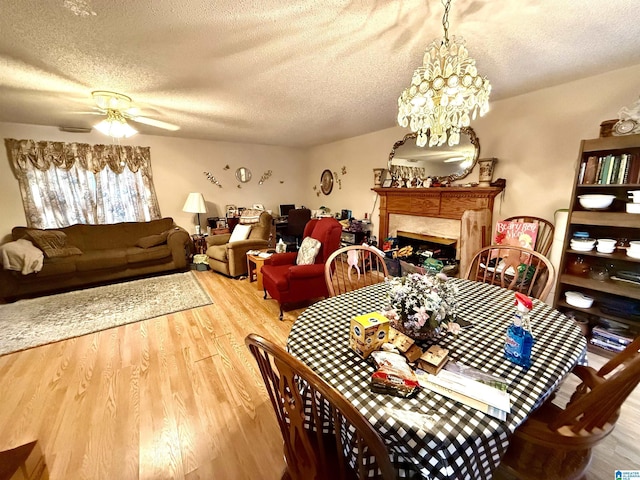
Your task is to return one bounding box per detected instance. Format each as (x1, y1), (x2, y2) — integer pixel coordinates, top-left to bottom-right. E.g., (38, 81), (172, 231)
(94, 109), (138, 138)
(397, 0), (491, 148)
(89, 90), (179, 138)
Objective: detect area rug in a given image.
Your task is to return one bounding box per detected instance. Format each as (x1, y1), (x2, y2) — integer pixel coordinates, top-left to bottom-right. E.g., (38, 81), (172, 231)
(0, 271), (212, 356)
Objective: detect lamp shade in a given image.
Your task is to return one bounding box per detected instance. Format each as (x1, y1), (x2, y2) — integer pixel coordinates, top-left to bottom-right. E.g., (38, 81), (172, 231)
(182, 193), (207, 214)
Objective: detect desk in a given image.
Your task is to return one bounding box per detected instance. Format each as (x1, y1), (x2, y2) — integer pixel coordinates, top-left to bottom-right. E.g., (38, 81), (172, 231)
(287, 279), (586, 479)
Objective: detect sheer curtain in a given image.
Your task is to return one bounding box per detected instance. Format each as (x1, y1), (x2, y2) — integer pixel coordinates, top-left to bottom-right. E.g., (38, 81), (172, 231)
(5, 139), (161, 228)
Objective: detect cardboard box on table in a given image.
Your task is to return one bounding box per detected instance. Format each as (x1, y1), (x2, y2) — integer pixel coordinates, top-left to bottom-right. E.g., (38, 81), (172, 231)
(350, 312), (389, 359)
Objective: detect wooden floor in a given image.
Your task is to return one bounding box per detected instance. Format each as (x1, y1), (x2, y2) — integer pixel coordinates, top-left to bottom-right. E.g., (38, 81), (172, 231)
(0, 270), (637, 479)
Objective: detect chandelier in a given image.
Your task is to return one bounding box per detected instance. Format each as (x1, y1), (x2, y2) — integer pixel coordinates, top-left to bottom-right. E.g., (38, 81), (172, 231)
(397, 0), (491, 147)
(94, 109), (138, 138)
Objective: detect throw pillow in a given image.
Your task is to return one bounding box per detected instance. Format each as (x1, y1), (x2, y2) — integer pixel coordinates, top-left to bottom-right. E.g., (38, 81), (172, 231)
(296, 237), (321, 265)
(228, 224), (252, 243)
(239, 209), (263, 224)
(136, 231), (169, 248)
(25, 229), (83, 258)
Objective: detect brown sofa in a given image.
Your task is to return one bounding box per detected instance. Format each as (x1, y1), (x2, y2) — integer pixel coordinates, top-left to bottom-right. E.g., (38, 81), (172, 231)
(0, 217), (190, 300)
(206, 210), (273, 277)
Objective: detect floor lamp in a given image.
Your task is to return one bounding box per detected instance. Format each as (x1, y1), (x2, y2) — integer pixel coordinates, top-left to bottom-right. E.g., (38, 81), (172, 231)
(182, 193), (207, 234)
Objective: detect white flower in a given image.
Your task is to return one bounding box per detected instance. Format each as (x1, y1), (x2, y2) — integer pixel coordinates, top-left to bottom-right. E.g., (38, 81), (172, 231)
(384, 273), (458, 335)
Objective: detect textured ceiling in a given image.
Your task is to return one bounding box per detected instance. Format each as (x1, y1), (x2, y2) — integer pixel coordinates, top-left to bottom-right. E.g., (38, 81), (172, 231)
(1, 0), (639, 147)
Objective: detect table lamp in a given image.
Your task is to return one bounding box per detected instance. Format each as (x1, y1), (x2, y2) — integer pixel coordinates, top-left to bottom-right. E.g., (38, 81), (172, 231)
(182, 192), (207, 234)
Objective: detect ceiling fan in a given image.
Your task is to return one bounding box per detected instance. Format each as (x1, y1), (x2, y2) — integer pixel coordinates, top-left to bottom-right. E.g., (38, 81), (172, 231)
(90, 90), (180, 138)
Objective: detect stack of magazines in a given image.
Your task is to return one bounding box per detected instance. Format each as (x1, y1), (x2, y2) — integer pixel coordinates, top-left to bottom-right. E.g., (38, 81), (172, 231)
(590, 325), (635, 353)
(415, 361), (511, 420)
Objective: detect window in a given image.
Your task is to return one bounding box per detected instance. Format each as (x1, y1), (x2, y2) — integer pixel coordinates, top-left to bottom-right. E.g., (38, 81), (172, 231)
(5, 139), (161, 228)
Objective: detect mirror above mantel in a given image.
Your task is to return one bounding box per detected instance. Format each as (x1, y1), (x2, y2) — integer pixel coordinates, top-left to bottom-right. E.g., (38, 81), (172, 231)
(388, 127), (480, 185)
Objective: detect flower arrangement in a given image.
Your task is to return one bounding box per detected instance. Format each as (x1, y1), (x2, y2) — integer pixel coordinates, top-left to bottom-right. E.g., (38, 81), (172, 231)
(383, 272), (460, 338)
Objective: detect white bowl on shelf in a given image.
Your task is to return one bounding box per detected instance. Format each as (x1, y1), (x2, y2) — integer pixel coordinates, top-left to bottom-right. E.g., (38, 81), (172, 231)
(627, 202), (640, 214)
(596, 238), (616, 253)
(578, 194), (616, 210)
(565, 291), (594, 309)
(628, 190), (640, 203)
(570, 238), (595, 251)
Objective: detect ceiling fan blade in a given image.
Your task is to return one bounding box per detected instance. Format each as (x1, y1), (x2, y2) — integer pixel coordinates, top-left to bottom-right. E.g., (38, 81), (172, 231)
(129, 115), (180, 131)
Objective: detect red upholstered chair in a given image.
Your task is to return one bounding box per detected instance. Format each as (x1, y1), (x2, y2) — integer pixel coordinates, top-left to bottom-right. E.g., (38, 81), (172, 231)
(262, 217), (342, 320)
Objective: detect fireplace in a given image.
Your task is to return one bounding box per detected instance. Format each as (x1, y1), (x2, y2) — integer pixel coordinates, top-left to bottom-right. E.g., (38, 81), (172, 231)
(374, 186), (504, 276)
(396, 231), (457, 267)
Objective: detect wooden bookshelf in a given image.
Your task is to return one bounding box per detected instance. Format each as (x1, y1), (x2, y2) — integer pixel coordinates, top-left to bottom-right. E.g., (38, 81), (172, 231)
(553, 133), (640, 358)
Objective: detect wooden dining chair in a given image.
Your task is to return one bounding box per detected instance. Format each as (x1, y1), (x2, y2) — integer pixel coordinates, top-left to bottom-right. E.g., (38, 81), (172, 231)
(495, 336), (640, 480)
(245, 333), (396, 480)
(464, 245), (555, 300)
(324, 245), (390, 297)
(502, 216), (555, 256)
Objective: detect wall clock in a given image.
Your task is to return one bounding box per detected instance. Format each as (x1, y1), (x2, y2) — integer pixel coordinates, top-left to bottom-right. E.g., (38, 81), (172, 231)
(320, 169), (334, 195)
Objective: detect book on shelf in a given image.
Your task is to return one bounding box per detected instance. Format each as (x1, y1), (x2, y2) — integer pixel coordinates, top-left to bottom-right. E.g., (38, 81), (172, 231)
(627, 154), (640, 184)
(593, 156), (604, 184)
(416, 361), (511, 421)
(589, 336), (626, 353)
(610, 156), (621, 184)
(618, 154), (629, 184)
(591, 326), (634, 346)
(578, 161), (586, 184)
(582, 156), (599, 184)
(599, 155), (611, 184)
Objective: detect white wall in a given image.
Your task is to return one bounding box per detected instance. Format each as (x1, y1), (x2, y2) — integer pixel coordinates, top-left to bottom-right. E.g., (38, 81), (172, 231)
(0, 123), (307, 241)
(304, 63), (640, 242)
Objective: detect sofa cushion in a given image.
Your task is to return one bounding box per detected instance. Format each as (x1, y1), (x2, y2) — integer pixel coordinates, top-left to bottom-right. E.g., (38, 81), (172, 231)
(75, 249), (128, 271)
(35, 255), (78, 277)
(25, 229), (83, 258)
(136, 230), (169, 249)
(207, 244), (228, 262)
(239, 209), (263, 224)
(126, 245), (172, 263)
(229, 224), (252, 243)
(296, 237), (321, 265)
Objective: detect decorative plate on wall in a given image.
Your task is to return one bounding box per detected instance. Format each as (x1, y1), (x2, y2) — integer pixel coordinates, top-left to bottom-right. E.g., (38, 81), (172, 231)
(320, 169), (333, 195)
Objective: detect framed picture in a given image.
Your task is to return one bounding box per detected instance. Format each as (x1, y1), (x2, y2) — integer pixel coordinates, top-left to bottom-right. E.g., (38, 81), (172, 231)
(382, 178), (393, 188)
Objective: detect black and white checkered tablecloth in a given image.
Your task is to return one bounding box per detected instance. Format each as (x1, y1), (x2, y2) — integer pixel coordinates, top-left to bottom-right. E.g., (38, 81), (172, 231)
(287, 279), (587, 480)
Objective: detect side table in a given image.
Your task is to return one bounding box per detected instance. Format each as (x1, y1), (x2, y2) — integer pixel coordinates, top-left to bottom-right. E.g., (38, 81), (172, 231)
(191, 234), (208, 255)
(246, 251), (272, 290)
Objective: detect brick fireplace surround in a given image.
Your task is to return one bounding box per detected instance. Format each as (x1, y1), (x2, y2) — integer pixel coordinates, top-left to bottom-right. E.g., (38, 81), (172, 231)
(373, 186), (504, 276)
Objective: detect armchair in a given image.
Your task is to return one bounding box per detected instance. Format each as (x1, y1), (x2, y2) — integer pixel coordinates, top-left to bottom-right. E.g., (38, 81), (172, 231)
(206, 210), (272, 277)
(261, 217), (342, 320)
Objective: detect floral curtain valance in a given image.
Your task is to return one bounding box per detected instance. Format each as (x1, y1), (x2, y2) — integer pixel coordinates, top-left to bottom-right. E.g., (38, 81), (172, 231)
(4, 138), (151, 175)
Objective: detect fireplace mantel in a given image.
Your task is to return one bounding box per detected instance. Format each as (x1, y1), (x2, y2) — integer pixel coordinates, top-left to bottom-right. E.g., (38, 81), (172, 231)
(373, 186), (504, 275)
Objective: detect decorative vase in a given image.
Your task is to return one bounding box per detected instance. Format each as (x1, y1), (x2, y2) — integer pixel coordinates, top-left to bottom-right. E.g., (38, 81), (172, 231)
(477, 158), (497, 187)
(391, 316), (438, 341)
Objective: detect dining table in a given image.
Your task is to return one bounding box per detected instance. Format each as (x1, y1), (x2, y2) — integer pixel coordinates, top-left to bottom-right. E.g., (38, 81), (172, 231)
(287, 278), (587, 480)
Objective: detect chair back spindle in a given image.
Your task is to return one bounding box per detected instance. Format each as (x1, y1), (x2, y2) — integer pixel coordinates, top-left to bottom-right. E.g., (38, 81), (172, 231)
(464, 245), (555, 300)
(325, 245), (389, 297)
